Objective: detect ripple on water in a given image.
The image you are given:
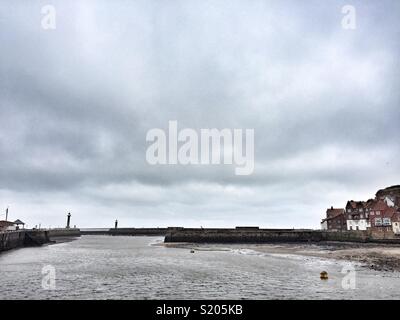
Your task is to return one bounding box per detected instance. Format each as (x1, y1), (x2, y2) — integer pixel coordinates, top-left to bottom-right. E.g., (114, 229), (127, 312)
(1, 236), (400, 299)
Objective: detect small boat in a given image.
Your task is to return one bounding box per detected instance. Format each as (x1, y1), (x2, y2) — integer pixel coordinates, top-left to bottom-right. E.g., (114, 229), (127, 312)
(320, 271), (328, 280)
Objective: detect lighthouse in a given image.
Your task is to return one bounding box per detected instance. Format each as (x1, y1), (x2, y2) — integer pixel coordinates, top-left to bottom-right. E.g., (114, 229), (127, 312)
(66, 212), (71, 229)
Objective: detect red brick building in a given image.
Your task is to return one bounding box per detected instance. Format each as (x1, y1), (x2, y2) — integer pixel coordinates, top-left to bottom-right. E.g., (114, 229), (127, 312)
(321, 207), (346, 231)
(322, 186), (400, 234)
(368, 200), (392, 232)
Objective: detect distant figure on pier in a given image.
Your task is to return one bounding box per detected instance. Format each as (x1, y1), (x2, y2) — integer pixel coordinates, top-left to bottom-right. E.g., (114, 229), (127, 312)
(115, 220), (118, 229)
(66, 212), (71, 229)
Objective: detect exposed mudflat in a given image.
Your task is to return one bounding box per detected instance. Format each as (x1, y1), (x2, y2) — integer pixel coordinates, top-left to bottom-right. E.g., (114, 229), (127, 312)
(163, 241), (400, 272)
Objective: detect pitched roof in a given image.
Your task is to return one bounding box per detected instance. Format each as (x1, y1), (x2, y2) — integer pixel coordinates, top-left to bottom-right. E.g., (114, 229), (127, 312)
(347, 200), (366, 209)
(326, 208), (344, 219)
(370, 200), (389, 212)
(365, 199), (375, 208)
(13, 219), (25, 225)
(347, 201), (357, 209)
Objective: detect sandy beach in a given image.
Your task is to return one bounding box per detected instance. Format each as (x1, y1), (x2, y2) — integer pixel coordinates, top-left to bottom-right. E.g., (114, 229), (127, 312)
(163, 241), (400, 272)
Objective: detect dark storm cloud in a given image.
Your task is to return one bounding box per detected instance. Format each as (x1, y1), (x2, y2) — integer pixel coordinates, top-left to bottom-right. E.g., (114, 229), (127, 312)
(0, 0), (399, 227)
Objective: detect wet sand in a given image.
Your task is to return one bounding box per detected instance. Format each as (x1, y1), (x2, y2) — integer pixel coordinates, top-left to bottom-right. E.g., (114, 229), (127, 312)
(163, 241), (400, 272)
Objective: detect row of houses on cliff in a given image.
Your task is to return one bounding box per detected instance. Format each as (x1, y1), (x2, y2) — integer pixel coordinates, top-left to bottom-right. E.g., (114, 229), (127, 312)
(321, 185), (400, 235)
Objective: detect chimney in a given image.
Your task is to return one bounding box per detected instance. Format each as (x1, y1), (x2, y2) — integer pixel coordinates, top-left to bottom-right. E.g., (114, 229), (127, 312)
(115, 219), (118, 229)
(331, 206), (333, 210)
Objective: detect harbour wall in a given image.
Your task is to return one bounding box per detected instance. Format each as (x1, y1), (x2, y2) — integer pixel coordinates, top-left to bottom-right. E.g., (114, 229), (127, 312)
(0, 228), (81, 253)
(164, 228), (400, 244)
(81, 228), (168, 236)
(109, 228), (168, 236)
(81, 228), (111, 235)
(0, 230), (50, 252)
(0, 231), (26, 251)
(24, 230), (50, 246)
(47, 228), (81, 239)
(76, 226), (400, 244)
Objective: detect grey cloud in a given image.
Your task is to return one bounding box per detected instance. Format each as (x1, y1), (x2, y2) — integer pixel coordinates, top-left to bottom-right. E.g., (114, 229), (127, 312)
(0, 0), (399, 228)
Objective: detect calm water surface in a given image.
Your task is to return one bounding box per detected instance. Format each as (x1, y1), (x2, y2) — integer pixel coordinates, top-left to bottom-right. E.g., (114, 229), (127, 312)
(0, 235), (399, 299)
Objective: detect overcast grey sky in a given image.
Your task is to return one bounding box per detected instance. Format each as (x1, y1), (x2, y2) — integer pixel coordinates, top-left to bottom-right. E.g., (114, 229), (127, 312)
(0, 0), (399, 228)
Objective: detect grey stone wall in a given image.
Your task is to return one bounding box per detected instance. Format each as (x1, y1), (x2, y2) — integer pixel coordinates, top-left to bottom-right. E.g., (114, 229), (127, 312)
(47, 228), (81, 238)
(164, 228), (400, 244)
(0, 231), (25, 251)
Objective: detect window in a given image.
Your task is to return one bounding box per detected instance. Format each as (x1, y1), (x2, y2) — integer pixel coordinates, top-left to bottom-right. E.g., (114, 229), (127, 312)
(370, 211), (374, 216)
(375, 218), (382, 226)
(359, 208), (363, 212)
(376, 211), (381, 215)
(347, 209), (351, 213)
(382, 218), (391, 226)
(356, 226), (359, 230)
(360, 214), (364, 219)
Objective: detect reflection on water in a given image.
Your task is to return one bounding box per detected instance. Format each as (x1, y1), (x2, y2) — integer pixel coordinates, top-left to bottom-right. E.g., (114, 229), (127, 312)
(0, 236), (399, 299)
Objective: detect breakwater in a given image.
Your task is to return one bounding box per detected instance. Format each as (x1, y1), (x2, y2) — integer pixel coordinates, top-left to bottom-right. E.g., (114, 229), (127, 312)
(81, 228), (167, 236)
(0, 231), (26, 251)
(0, 230), (50, 252)
(164, 227), (400, 244)
(0, 228), (81, 253)
(110, 227), (167, 236)
(81, 228), (111, 235)
(48, 228), (81, 239)
(75, 226), (400, 244)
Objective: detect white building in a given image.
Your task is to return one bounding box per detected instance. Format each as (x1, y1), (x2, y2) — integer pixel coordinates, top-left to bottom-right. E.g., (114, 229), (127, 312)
(392, 221), (400, 234)
(345, 200), (370, 231)
(392, 211), (400, 234)
(346, 218), (369, 231)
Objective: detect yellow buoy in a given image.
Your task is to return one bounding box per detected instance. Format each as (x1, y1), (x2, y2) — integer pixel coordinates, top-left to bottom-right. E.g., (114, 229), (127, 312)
(320, 271), (328, 280)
